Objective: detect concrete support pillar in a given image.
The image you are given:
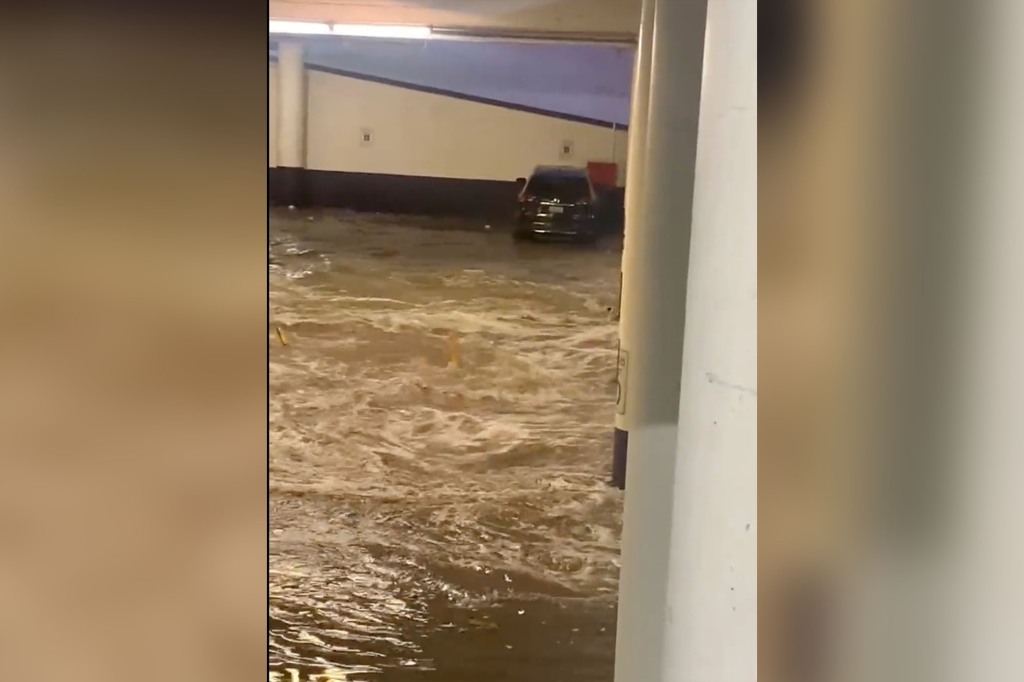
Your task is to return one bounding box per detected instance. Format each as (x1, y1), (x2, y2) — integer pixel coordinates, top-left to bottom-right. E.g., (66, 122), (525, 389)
(611, 0), (655, 489)
(276, 41), (307, 206)
(612, 0), (706, 496)
(613, 0), (757, 680)
(612, 0), (708, 660)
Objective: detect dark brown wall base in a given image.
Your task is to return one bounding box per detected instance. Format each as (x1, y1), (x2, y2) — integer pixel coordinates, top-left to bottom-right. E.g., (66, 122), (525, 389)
(268, 167), (625, 231)
(271, 166), (306, 207)
(269, 167), (518, 223)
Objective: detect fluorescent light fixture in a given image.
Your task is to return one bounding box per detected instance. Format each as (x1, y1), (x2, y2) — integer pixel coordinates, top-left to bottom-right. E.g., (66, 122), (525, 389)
(268, 20), (431, 40)
(269, 20), (331, 35)
(332, 23), (431, 39)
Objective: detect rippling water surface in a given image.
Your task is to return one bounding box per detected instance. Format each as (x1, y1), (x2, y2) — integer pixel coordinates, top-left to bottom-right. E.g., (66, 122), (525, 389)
(269, 211), (624, 681)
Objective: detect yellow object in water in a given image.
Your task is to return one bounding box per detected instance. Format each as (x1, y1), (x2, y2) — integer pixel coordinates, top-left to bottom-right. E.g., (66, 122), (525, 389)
(276, 326), (288, 346)
(446, 333), (460, 368)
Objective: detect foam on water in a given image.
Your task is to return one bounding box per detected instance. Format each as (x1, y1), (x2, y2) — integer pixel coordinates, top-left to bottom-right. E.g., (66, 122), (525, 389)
(270, 212), (623, 677)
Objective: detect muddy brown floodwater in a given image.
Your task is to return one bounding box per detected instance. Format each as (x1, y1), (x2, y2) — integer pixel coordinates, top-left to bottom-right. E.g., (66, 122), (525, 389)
(269, 210), (625, 681)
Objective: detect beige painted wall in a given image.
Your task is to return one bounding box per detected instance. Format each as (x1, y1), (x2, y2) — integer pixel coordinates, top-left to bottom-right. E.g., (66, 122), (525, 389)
(269, 61), (629, 184)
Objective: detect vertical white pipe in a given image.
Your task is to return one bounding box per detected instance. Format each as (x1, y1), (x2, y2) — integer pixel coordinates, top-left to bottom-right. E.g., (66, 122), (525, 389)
(622, 0), (654, 228)
(613, 0), (709, 676)
(661, 0), (757, 679)
(610, 123), (618, 168)
(276, 41), (306, 171)
(609, 0), (656, 489)
(269, 57), (279, 169)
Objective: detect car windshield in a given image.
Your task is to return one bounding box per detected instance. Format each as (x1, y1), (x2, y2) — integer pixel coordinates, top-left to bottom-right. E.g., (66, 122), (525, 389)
(526, 175), (590, 200)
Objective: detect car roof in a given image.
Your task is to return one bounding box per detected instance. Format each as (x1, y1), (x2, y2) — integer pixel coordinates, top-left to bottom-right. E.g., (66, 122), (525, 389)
(530, 165), (590, 180)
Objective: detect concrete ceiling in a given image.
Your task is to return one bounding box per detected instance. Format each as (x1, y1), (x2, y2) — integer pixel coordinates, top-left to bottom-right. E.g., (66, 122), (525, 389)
(268, 0), (641, 42)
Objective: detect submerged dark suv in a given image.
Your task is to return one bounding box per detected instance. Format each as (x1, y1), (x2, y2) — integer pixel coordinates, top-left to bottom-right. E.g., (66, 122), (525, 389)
(514, 166), (601, 242)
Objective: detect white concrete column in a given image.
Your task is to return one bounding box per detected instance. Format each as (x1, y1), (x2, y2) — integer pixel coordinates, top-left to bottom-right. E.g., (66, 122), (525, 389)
(611, 0), (655, 488)
(612, 0), (708, 669)
(661, 0), (757, 678)
(613, 0), (757, 680)
(611, 0), (707, 494)
(276, 40), (307, 205)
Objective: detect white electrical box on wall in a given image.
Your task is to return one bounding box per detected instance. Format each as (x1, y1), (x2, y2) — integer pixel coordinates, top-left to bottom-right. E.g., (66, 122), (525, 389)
(360, 128), (373, 146)
(560, 140), (574, 160)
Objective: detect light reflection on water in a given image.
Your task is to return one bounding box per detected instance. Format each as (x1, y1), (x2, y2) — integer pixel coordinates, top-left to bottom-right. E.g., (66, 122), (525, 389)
(269, 210), (623, 680)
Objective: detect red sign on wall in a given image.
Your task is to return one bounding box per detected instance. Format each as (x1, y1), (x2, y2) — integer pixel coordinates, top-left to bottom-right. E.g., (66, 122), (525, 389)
(587, 161), (618, 189)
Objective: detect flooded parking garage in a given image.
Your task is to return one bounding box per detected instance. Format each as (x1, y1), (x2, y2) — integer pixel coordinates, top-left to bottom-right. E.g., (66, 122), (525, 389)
(269, 210), (625, 681)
